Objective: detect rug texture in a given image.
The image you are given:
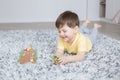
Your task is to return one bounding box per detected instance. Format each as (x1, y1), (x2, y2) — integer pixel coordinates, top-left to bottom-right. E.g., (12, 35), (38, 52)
(0, 30), (120, 80)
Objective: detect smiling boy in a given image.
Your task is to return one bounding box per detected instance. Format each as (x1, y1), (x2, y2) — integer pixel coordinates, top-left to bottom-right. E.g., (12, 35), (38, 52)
(54, 11), (92, 64)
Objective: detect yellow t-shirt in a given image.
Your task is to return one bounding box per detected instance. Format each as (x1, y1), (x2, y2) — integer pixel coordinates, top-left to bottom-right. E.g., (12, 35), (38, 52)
(57, 32), (92, 54)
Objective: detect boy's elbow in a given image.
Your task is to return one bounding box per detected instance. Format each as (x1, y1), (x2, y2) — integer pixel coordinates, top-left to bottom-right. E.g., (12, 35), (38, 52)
(77, 52), (86, 61)
(70, 55), (85, 62)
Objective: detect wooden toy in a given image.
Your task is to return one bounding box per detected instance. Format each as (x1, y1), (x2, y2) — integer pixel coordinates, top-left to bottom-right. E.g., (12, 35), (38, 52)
(52, 56), (59, 64)
(18, 46), (37, 64)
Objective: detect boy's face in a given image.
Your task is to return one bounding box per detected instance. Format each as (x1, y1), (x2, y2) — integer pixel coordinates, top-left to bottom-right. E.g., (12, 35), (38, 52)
(58, 24), (78, 43)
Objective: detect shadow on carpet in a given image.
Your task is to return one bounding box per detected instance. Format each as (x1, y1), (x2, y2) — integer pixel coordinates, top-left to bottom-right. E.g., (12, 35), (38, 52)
(0, 30), (120, 80)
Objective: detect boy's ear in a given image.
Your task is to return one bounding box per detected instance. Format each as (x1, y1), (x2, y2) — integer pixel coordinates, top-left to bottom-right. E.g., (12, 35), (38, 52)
(74, 26), (79, 32)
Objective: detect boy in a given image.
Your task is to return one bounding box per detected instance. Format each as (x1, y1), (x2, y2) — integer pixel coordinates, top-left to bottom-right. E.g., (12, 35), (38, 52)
(54, 11), (101, 65)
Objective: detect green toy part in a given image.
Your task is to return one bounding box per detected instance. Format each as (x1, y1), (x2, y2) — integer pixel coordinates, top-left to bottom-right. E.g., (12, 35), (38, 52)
(52, 55), (59, 64)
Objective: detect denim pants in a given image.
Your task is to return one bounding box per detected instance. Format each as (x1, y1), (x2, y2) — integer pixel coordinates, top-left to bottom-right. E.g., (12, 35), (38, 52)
(79, 25), (98, 45)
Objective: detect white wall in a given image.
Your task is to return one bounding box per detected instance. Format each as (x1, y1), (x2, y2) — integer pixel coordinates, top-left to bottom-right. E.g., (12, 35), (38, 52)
(0, 0), (99, 23)
(106, 0), (120, 19)
(88, 0), (99, 20)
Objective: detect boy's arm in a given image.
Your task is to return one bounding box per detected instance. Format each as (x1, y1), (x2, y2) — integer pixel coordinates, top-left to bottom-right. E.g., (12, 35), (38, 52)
(55, 48), (64, 57)
(67, 52), (86, 62)
(59, 52), (86, 64)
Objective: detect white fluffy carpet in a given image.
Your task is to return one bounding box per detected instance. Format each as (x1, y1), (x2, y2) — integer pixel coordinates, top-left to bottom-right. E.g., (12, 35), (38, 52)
(0, 30), (120, 80)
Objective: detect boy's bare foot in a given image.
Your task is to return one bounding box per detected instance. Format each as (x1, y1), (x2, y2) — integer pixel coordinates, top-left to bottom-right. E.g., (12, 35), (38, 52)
(84, 19), (91, 27)
(94, 23), (102, 29)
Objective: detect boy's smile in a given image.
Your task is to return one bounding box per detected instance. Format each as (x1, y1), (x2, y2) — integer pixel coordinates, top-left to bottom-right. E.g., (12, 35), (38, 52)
(58, 24), (78, 44)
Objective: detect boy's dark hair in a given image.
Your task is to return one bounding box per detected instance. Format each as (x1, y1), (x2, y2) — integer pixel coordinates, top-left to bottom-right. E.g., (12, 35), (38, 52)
(55, 11), (80, 29)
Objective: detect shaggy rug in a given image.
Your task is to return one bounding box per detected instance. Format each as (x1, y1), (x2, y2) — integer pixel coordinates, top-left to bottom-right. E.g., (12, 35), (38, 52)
(0, 29), (120, 80)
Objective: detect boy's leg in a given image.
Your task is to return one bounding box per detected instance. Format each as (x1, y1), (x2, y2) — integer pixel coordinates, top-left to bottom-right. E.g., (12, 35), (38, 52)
(88, 28), (98, 45)
(79, 19), (91, 34)
(79, 25), (90, 34)
(88, 23), (101, 45)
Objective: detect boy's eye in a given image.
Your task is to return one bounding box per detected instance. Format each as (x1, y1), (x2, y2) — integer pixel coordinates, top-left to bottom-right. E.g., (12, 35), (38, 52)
(58, 31), (61, 33)
(63, 30), (67, 32)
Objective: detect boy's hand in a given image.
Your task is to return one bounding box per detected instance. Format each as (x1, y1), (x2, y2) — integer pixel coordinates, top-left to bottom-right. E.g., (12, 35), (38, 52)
(58, 56), (70, 65)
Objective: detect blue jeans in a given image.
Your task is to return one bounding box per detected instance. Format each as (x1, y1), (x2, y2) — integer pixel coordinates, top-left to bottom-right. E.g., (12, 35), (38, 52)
(79, 25), (98, 45)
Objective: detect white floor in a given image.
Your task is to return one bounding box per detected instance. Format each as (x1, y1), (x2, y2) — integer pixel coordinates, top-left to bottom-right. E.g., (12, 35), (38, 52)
(0, 21), (120, 40)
